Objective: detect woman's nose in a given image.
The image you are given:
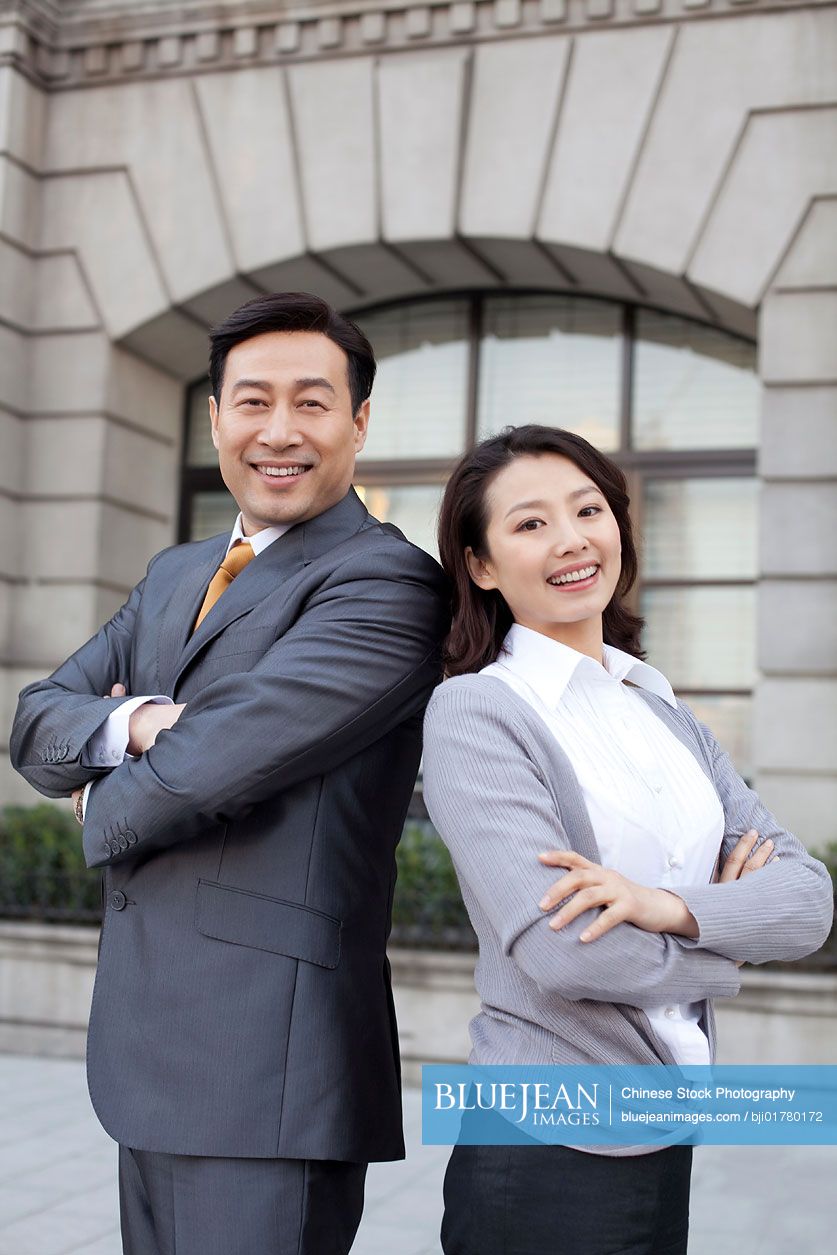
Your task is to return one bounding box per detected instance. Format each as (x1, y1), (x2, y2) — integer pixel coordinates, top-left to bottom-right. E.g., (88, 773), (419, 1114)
(550, 523), (588, 556)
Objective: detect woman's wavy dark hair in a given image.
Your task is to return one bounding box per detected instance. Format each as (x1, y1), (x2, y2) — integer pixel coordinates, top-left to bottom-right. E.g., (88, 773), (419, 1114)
(437, 424), (645, 676)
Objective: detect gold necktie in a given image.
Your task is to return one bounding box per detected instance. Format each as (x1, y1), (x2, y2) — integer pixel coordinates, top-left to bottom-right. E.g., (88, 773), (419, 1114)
(192, 541), (255, 634)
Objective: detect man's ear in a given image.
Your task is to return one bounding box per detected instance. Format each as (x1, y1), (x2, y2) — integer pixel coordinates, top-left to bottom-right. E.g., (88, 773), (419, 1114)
(353, 398), (371, 452)
(208, 395), (220, 451)
(465, 546), (497, 591)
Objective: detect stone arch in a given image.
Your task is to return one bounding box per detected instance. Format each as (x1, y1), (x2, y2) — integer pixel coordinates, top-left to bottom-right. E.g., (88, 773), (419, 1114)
(31, 8), (837, 374)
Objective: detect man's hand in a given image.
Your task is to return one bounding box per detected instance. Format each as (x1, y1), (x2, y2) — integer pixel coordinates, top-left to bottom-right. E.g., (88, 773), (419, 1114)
(536, 849), (700, 942)
(71, 682), (129, 822)
(127, 701), (186, 755)
(69, 684), (186, 822)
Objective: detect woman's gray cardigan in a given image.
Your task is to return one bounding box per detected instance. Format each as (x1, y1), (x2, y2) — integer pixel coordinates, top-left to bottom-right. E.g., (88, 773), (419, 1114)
(422, 674), (833, 1080)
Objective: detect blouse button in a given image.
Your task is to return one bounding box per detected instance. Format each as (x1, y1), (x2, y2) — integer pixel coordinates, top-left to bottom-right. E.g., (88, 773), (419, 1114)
(664, 1007), (677, 1019)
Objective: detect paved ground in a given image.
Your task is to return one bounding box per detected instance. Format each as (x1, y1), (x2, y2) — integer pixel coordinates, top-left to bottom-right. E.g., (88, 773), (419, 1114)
(1, 1054), (834, 1254)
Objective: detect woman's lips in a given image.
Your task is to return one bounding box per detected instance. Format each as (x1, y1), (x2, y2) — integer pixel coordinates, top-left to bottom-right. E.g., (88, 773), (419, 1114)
(547, 566), (600, 591)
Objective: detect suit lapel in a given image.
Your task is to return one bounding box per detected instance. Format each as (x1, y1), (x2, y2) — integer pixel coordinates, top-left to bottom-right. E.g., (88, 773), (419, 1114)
(168, 488), (371, 694)
(157, 536), (227, 693)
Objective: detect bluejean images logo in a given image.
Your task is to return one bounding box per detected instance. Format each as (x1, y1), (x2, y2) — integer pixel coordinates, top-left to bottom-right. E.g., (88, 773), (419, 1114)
(434, 1079), (602, 1129)
(422, 1065), (837, 1147)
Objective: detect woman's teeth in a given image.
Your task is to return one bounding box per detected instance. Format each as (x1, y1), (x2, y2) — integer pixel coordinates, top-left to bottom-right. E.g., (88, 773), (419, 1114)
(548, 564), (598, 586)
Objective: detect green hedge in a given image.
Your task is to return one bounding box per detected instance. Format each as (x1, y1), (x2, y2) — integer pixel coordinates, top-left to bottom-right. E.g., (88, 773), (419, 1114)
(0, 804), (474, 943)
(391, 820), (475, 949)
(1, 805), (833, 964)
(0, 804), (101, 920)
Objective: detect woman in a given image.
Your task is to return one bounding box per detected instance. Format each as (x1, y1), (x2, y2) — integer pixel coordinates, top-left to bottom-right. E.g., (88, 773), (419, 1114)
(422, 424), (833, 1255)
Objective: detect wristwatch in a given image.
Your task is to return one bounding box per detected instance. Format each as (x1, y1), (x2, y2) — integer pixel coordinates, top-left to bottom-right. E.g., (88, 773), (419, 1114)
(74, 790), (84, 825)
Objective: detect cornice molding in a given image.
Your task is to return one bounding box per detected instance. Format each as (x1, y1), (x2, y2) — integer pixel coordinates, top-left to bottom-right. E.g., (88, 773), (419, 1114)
(2, 0), (835, 89)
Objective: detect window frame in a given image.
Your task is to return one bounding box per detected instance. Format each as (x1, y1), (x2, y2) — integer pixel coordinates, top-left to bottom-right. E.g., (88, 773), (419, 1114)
(179, 289), (758, 713)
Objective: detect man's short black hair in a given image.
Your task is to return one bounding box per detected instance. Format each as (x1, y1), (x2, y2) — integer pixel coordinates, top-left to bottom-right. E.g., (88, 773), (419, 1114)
(209, 292), (376, 415)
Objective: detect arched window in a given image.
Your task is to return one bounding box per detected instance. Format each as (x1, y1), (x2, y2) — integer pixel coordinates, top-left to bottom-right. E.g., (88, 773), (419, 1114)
(180, 292), (759, 772)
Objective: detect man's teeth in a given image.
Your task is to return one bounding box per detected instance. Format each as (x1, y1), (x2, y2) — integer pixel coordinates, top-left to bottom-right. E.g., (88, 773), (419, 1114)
(255, 465), (308, 478)
(548, 565), (598, 586)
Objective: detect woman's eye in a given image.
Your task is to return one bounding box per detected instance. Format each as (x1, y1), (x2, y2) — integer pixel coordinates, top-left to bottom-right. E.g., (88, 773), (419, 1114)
(578, 506), (602, 518)
(517, 519), (543, 532)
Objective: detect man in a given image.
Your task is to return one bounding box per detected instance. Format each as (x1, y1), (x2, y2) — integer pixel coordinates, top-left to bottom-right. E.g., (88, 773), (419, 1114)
(10, 292), (449, 1255)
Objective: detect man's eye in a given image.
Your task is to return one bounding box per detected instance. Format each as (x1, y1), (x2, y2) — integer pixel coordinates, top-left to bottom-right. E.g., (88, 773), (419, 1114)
(299, 400), (325, 409)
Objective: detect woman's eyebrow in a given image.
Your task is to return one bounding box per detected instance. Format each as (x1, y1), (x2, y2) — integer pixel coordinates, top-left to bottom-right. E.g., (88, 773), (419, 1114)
(503, 485), (602, 519)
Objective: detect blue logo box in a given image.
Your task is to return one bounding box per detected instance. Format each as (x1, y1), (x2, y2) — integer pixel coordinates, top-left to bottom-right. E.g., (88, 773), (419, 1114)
(422, 1065), (837, 1146)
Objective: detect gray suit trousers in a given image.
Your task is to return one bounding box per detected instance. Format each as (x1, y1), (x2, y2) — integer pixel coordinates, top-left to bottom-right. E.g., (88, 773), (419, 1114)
(118, 1147), (367, 1255)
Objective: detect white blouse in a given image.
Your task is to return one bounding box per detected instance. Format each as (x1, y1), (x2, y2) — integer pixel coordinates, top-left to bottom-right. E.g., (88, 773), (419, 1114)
(481, 623), (725, 1066)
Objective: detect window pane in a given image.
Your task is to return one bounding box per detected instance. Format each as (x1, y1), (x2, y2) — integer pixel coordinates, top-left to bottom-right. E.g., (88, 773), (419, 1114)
(477, 295), (621, 449)
(355, 300), (470, 459)
(644, 478), (758, 579)
(186, 384), (216, 466)
(641, 585), (756, 689)
(190, 490), (237, 541)
(682, 694), (752, 780)
(355, 483), (444, 558)
(633, 311), (758, 450)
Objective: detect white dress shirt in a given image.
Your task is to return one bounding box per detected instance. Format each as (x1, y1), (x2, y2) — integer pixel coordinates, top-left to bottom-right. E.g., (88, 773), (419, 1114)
(81, 514), (289, 817)
(481, 623), (725, 1066)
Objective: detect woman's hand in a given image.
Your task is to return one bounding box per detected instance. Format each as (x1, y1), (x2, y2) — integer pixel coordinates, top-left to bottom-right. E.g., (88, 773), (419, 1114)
(717, 829), (776, 882)
(536, 850), (699, 943)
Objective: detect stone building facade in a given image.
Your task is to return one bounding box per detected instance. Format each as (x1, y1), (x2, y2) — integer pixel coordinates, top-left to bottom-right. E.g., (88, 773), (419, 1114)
(1, 0), (835, 848)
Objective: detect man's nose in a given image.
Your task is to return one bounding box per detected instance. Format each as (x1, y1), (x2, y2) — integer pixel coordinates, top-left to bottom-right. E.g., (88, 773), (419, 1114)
(256, 406), (303, 448)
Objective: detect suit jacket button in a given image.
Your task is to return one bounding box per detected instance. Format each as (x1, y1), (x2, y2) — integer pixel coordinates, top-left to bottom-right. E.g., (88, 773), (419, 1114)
(56, 746), (69, 761)
(126, 831), (138, 846)
(118, 835), (129, 850)
(110, 891), (127, 911)
(110, 841), (121, 855)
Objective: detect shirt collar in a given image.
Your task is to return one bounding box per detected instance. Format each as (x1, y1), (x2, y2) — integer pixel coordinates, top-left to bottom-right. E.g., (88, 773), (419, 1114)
(226, 513), (291, 558)
(496, 623), (677, 709)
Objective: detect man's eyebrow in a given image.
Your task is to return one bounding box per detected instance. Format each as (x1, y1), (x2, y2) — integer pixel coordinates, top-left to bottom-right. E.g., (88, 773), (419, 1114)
(295, 376), (336, 394)
(230, 378), (271, 395)
(503, 485), (602, 520)
(229, 376), (337, 395)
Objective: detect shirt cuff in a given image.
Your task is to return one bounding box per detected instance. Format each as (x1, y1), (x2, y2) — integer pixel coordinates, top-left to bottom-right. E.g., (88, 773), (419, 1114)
(84, 695), (173, 768)
(81, 779), (94, 821)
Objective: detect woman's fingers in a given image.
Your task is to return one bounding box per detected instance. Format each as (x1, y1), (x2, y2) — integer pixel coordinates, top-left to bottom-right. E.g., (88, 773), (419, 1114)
(538, 849), (591, 868)
(539, 867), (598, 911)
(549, 885), (609, 932)
(718, 830), (758, 882)
(740, 837), (774, 875)
(579, 903), (628, 943)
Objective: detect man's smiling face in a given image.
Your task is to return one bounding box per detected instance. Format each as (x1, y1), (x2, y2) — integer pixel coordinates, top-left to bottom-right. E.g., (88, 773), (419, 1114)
(209, 330), (370, 535)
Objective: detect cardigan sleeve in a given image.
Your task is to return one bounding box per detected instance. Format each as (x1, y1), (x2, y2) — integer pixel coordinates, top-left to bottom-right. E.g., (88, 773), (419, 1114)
(422, 680), (742, 1009)
(663, 703), (834, 964)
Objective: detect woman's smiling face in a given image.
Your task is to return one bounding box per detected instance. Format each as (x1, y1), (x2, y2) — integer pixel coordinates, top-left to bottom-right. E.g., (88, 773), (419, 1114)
(465, 452), (623, 651)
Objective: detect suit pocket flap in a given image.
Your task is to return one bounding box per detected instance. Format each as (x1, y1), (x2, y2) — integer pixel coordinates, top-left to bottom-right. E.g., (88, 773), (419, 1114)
(195, 880), (341, 969)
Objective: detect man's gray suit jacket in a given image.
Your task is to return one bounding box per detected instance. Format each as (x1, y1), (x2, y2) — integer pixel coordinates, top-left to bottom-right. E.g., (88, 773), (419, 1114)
(10, 488), (449, 1162)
